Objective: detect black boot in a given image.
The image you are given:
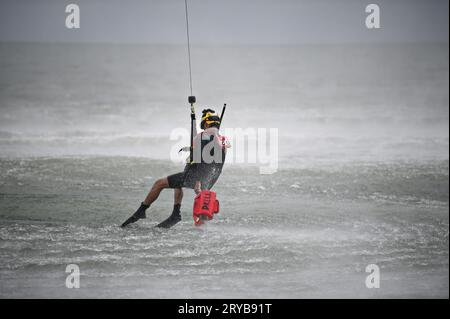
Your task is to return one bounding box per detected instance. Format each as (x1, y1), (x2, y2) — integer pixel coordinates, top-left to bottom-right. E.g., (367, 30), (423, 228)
(121, 202), (149, 228)
(156, 204), (182, 228)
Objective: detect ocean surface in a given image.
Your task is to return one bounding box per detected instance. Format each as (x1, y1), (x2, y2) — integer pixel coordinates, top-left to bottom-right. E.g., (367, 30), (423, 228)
(0, 43), (448, 298)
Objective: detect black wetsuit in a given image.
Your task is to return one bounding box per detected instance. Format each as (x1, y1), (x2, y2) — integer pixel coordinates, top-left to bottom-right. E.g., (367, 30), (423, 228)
(167, 129), (226, 190)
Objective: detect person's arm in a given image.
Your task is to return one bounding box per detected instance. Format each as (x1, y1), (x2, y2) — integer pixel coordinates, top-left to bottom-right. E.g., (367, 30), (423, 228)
(194, 181), (202, 194)
(218, 135), (231, 149)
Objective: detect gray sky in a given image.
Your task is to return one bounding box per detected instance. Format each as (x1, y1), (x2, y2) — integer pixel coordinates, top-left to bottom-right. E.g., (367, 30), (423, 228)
(0, 0), (448, 44)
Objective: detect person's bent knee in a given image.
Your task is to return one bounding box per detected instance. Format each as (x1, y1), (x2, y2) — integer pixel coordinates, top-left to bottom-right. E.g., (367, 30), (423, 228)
(154, 177), (169, 189)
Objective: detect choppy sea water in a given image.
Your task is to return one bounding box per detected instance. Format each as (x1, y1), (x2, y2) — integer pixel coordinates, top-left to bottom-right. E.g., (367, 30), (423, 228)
(0, 157), (448, 298)
(0, 43), (448, 298)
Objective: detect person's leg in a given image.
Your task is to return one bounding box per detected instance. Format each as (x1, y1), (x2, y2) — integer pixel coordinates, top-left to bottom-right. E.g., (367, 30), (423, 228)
(172, 188), (183, 216)
(156, 188), (183, 228)
(143, 177), (169, 206)
(174, 187), (183, 205)
(121, 177), (169, 227)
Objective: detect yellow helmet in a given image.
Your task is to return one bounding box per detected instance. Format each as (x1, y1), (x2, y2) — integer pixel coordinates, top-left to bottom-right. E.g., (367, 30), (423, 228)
(201, 108), (221, 129)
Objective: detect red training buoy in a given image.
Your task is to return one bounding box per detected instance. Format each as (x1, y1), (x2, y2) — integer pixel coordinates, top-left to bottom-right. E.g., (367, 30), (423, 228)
(193, 190), (219, 226)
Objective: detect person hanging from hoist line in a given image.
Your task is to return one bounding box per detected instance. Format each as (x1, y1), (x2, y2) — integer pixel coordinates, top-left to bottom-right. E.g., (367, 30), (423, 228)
(121, 1), (232, 228)
(121, 106), (231, 228)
